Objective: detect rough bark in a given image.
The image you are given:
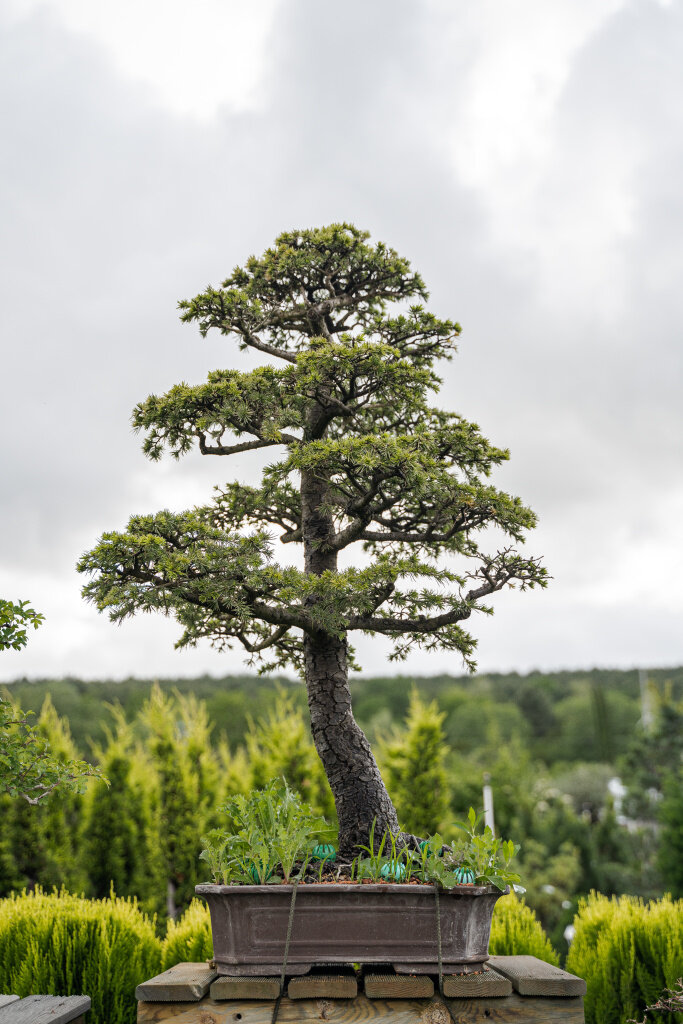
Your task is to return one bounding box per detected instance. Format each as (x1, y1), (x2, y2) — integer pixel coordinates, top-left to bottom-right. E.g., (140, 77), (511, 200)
(303, 630), (401, 857)
(301, 463), (401, 856)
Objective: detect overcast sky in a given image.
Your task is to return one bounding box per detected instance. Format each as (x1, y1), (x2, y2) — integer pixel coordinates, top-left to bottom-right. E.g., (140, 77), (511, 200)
(1, 0), (681, 682)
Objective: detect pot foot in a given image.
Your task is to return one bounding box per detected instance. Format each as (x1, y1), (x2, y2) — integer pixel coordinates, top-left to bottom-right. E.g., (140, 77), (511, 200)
(216, 963), (312, 977)
(392, 961), (486, 976)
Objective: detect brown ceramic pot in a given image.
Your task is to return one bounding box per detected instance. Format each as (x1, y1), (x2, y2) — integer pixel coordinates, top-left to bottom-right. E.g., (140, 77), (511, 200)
(195, 882), (508, 976)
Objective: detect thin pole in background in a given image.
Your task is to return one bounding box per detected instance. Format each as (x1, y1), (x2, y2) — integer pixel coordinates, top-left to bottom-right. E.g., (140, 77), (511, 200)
(483, 772), (495, 835)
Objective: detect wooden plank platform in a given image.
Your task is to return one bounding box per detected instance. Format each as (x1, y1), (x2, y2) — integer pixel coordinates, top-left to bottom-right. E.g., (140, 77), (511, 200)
(0, 997), (19, 1010)
(0, 994), (90, 1023)
(136, 959), (585, 1023)
(488, 955), (587, 996)
(438, 994), (584, 1023)
(136, 963), (218, 1002)
(137, 992), (585, 1023)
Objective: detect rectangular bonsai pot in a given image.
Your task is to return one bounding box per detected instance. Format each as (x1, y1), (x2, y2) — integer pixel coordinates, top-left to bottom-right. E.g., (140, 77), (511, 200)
(195, 882), (508, 976)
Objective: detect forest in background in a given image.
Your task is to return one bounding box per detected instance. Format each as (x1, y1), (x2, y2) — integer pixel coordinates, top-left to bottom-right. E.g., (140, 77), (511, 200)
(1, 666), (681, 958)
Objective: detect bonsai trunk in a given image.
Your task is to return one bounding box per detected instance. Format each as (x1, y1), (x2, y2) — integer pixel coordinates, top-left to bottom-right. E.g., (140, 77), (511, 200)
(304, 630), (400, 856)
(301, 466), (400, 857)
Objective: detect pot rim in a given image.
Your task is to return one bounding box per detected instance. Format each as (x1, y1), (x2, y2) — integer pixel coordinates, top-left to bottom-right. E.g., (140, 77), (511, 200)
(195, 882), (508, 896)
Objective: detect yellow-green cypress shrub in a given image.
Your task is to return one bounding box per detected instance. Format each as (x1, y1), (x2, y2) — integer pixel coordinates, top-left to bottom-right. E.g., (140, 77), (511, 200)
(8, 697), (89, 893)
(378, 689), (451, 836)
(161, 899), (212, 970)
(566, 892), (683, 1024)
(139, 685), (209, 919)
(245, 689), (335, 821)
(489, 891), (559, 964)
(0, 889), (161, 1024)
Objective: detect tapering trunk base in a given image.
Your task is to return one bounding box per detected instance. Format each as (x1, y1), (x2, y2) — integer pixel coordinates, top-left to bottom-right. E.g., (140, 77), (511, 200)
(303, 633), (400, 855)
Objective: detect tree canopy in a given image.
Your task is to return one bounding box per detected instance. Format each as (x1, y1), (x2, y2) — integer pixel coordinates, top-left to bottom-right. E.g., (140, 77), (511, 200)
(79, 224), (547, 675)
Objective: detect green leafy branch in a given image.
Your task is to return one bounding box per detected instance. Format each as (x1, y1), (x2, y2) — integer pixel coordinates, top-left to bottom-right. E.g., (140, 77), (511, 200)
(200, 781), (334, 884)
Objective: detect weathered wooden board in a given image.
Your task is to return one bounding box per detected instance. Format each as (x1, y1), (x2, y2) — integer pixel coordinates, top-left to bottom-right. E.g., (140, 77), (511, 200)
(488, 955), (587, 997)
(211, 978), (281, 1001)
(442, 966), (512, 998)
(289, 969), (357, 999)
(0, 997), (19, 1009)
(363, 964), (513, 999)
(137, 992), (585, 1024)
(443, 994), (584, 1022)
(136, 963), (218, 1002)
(363, 971), (434, 998)
(0, 994), (90, 1024)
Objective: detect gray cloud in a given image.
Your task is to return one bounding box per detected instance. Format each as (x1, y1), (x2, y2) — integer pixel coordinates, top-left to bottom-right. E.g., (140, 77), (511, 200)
(1, 0), (681, 680)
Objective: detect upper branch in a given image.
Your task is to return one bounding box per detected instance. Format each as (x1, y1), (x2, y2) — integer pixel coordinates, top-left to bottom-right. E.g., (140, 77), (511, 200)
(345, 550), (548, 672)
(198, 434), (298, 456)
(132, 366), (305, 461)
(178, 224), (432, 357)
(283, 425), (530, 556)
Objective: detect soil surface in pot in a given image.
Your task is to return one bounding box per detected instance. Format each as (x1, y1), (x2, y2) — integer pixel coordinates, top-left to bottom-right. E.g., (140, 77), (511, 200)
(253, 861), (482, 886)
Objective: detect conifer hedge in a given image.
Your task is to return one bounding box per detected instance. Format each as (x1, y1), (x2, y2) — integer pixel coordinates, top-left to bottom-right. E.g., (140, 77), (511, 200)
(489, 892), (559, 964)
(566, 892), (683, 1024)
(0, 889), (161, 1024)
(161, 898), (213, 970)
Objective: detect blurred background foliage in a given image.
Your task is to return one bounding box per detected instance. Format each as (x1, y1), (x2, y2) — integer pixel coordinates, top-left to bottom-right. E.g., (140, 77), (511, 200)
(1, 667), (681, 959)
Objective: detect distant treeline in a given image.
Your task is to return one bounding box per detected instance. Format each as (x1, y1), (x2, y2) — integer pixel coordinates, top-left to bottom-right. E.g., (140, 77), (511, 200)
(3, 665), (682, 766)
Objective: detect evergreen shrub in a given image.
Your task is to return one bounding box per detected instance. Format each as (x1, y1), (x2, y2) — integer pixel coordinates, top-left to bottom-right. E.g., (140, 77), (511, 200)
(489, 891), (559, 964)
(566, 892), (683, 1024)
(161, 899), (212, 970)
(0, 889), (161, 1024)
(378, 688), (450, 836)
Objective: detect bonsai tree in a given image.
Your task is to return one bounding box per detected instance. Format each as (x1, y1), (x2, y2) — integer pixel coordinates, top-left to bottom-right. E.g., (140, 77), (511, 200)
(79, 224), (547, 856)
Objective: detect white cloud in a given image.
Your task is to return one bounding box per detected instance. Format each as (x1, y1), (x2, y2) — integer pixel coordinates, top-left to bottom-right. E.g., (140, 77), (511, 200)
(1, 0), (682, 681)
(4, 0), (281, 117)
(437, 0), (625, 187)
